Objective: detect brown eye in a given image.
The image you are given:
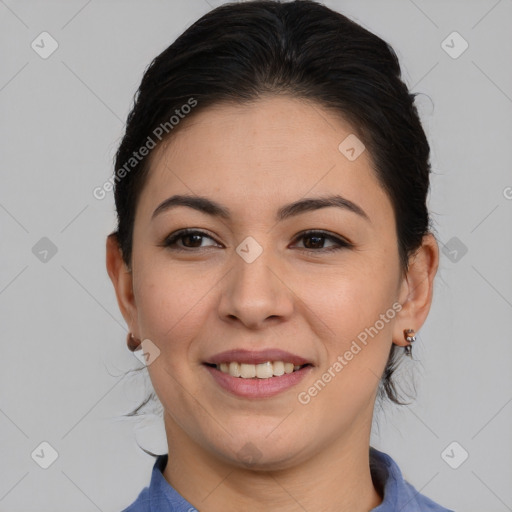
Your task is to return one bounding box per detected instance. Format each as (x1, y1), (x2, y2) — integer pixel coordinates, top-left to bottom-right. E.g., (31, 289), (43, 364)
(292, 230), (352, 253)
(162, 229), (220, 251)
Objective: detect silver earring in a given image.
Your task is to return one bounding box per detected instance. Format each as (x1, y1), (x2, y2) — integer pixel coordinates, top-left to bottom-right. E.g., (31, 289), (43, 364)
(404, 328), (416, 357)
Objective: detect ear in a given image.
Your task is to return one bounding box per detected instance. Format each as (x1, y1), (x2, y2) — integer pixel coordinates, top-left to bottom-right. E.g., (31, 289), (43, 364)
(106, 233), (138, 338)
(393, 233), (439, 347)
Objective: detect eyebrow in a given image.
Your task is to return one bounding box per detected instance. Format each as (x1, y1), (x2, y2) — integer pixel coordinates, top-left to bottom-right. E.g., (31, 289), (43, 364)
(152, 194), (370, 222)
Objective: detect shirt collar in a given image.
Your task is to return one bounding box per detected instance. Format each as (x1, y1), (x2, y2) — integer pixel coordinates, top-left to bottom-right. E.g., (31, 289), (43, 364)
(142, 446), (441, 511)
(370, 446), (421, 511)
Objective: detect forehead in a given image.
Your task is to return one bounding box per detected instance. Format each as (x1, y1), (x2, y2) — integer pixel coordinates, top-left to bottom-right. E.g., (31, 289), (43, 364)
(138, 95), (393, 225)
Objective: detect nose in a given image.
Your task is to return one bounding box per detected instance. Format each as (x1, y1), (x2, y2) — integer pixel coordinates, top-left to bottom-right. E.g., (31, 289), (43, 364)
(217, 244), (294, 330)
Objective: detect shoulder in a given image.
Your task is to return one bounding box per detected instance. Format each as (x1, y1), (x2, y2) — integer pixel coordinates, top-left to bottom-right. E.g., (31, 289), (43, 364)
(370, 447), (454, 512)
(401, 479), (454, 511)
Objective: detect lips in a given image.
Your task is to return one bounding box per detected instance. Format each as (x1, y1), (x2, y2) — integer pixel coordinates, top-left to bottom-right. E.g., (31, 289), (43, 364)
(203, 349), (314, 398)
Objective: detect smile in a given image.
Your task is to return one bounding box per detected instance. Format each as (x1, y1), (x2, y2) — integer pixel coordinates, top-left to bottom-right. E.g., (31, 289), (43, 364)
(203, 349), (314, 398)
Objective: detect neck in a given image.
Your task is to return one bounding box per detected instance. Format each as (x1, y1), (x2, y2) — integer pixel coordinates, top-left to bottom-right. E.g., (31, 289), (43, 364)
(162, 413), (382, 512)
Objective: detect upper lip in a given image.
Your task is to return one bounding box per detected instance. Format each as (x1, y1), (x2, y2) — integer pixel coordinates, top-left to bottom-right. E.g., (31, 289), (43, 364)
(205, 349), (312, 366)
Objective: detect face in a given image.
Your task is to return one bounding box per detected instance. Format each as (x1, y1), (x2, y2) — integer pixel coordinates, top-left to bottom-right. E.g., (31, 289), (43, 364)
(119, 96), (414, 469)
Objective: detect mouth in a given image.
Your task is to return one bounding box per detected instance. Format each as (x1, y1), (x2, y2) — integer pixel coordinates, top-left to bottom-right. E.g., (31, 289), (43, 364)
(203, 349), (314, 398)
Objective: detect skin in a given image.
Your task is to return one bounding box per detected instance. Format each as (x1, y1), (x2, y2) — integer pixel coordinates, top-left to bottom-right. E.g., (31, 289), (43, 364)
(107, 95), (439, 512)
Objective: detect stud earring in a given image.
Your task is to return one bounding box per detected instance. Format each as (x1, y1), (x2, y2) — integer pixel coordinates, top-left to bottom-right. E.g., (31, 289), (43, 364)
(127, 332), (141, 352)
(403, 328), (416, 357)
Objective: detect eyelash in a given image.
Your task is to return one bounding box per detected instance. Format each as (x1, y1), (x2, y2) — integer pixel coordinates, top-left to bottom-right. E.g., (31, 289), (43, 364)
(160, 229), (352, 254)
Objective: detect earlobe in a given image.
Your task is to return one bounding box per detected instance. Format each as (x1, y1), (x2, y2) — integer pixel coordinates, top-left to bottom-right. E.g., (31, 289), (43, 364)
(393, 233), (439, 347)
(106, 233), (137, 333)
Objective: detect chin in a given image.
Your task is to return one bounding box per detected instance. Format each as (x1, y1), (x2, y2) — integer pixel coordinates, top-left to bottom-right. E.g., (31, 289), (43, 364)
(210, 433), (307, 472)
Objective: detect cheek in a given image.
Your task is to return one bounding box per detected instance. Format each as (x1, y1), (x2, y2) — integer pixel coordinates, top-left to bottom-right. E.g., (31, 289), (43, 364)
(296, 270), (395, 425)
(291, 252), (398, 411)
(131, 260), (214, 413)
(132, 257), (213, 352)
(295, 256), (398, 339)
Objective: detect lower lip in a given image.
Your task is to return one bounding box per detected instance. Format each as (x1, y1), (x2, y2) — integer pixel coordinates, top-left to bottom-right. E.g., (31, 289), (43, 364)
(204, 364), (313, 399)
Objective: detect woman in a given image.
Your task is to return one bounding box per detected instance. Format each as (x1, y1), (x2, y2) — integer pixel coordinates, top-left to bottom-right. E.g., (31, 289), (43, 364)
(107, 1), (452, 510)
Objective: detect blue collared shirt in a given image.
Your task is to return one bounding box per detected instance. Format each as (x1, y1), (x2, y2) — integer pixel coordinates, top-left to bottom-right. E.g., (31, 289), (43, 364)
(121, 446), (454, 511)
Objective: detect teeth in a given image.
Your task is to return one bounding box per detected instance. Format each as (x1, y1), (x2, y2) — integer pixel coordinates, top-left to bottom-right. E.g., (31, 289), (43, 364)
(256, 362), (273, 378)
(216, 361), (305, 379)
(240, 363), (256, 378)
(229, 362), (241, 377)
(284, 362), (294, 374)
(273, 361), (285, 376)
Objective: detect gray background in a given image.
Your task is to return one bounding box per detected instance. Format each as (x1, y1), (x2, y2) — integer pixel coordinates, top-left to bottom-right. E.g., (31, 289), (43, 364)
(1, 0), (511, 511)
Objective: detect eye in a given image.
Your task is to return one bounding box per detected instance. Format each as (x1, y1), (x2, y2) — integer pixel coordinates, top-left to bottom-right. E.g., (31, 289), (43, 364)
(161, 229), (221, 251)
(160, 228), (352, 254)
(291, 230), (352, 253)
